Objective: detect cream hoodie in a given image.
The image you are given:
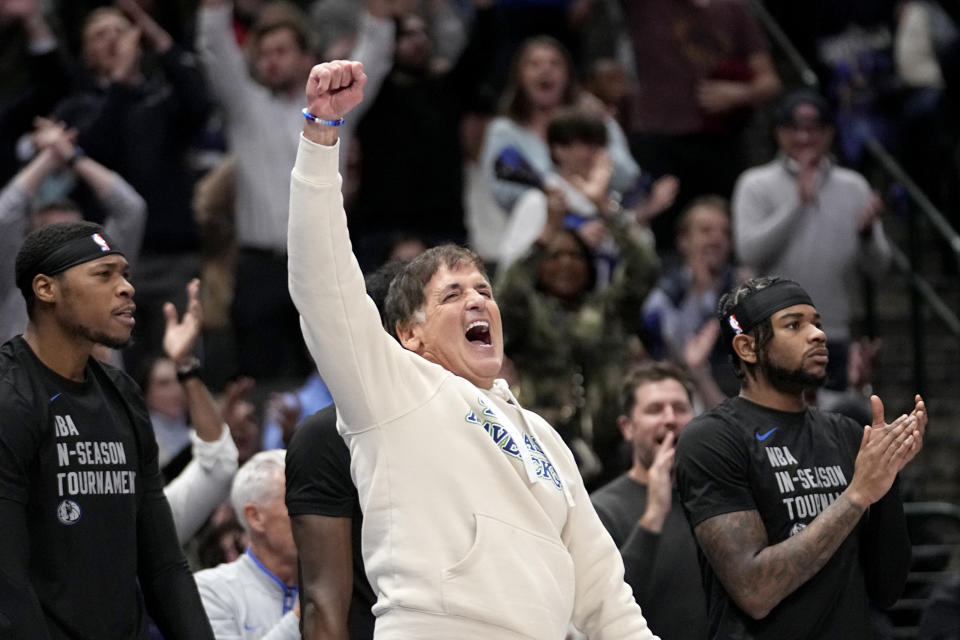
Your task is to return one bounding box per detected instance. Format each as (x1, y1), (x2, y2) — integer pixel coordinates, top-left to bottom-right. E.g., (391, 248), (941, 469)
(288, 135), (658, 640)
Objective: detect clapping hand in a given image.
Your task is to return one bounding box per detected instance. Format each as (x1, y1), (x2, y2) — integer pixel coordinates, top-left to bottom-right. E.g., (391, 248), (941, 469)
(32, 117), (77, 164)
(848, 394), (925, 508)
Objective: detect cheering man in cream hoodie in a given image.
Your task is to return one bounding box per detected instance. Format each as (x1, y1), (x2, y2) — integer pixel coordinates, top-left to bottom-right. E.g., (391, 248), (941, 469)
(287, 59), (658, 640)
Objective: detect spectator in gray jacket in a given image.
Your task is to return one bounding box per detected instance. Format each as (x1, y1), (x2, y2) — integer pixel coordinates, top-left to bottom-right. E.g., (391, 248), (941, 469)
(732, 89), (891, 393)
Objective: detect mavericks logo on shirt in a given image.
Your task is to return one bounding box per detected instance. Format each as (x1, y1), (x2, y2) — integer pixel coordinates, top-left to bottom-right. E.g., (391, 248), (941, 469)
(57, 499), (82, 525)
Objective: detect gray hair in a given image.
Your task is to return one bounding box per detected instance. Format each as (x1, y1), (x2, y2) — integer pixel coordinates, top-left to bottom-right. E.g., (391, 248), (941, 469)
(230, 449), (286, 534)
(384, 244), (488, 335)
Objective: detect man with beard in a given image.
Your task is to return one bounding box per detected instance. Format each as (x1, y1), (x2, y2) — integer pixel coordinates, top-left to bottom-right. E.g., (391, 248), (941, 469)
(591, 361), (708, 640)
(0, 222), (213, 639)
(674, 276), (925, 639)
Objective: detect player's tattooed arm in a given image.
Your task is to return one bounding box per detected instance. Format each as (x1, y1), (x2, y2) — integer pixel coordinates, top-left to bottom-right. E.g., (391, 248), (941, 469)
(693, 401), (919, 620)
(693, 497), (866, 620)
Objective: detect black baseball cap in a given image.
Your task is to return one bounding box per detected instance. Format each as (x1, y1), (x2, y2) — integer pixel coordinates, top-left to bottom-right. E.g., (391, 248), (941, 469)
(775, 88), (833, 128)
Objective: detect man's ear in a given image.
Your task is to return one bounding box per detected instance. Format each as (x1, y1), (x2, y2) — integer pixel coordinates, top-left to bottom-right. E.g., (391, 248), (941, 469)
(32, 274), (58, 305)
(617, 415), (633, 442)
(732, 333), (757, 364)
(396, 322), (422, 353)
(243, 503), (263, 535)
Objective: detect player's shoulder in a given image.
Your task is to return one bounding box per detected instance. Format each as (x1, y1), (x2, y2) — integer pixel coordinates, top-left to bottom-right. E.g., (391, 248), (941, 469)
(297, 404), (337, 431)
(685, 398), (744, 436)
(0, 338), (41, 411)
(96, 358), (138, 391)
(286, 403), (341, 461)
(677, 398), (755, 460)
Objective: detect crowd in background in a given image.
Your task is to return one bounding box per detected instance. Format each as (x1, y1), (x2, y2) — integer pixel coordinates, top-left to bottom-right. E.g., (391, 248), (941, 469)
(1, 0), (959, 637)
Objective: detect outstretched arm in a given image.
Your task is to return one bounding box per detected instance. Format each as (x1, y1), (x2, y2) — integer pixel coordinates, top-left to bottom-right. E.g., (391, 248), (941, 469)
(160, 279), (238, 543)
(0, 123), (66, 333)
(29, 119), (152, 268)
(0, 146), (58, 276)
(162, 279), (223, 445)
(289, 61), (445, 430)
(196, 0), (257, 126)
(116, 0), (210, 132)
(693, 400), (921, 619)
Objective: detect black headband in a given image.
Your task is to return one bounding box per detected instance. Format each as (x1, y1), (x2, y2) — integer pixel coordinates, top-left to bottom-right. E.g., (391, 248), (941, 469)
(16, 231), (125, 293)
(721, 280), (814, 348)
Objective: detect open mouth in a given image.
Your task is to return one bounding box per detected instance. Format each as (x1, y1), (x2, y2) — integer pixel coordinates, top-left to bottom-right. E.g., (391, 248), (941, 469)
(465, 320), (491, 346)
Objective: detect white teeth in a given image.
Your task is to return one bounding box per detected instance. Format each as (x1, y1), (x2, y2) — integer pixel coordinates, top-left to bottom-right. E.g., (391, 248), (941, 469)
(466, 320), (489, 331)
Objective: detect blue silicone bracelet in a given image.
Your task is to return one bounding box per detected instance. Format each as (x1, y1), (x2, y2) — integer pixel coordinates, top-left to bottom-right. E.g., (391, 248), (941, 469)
(302, 108), (344, 126)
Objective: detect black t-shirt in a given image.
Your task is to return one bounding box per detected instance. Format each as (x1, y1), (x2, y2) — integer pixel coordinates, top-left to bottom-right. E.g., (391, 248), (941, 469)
(0, 336), (210, 639)
(675, 396), (880, 640)
(285, 405), (375, 639)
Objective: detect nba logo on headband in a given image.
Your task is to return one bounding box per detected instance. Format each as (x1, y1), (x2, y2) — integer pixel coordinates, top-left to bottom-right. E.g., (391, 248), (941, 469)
(728, 314), (743, 335)
(91, 233), (110, 252)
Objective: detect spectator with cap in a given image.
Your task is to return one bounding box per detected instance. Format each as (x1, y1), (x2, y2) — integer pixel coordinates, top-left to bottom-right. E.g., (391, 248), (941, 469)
(732, 88), (891, 394)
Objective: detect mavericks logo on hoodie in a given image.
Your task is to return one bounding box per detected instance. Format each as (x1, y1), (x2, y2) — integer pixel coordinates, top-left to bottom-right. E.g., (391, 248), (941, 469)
(466, 397), (564, 491)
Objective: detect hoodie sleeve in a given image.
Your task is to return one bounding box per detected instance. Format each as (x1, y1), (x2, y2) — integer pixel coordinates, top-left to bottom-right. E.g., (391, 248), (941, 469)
(287, 136), (445, 432)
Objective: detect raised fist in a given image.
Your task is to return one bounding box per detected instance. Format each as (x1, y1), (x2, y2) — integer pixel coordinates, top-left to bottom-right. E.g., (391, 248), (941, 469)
(304, 60), (367, 121)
